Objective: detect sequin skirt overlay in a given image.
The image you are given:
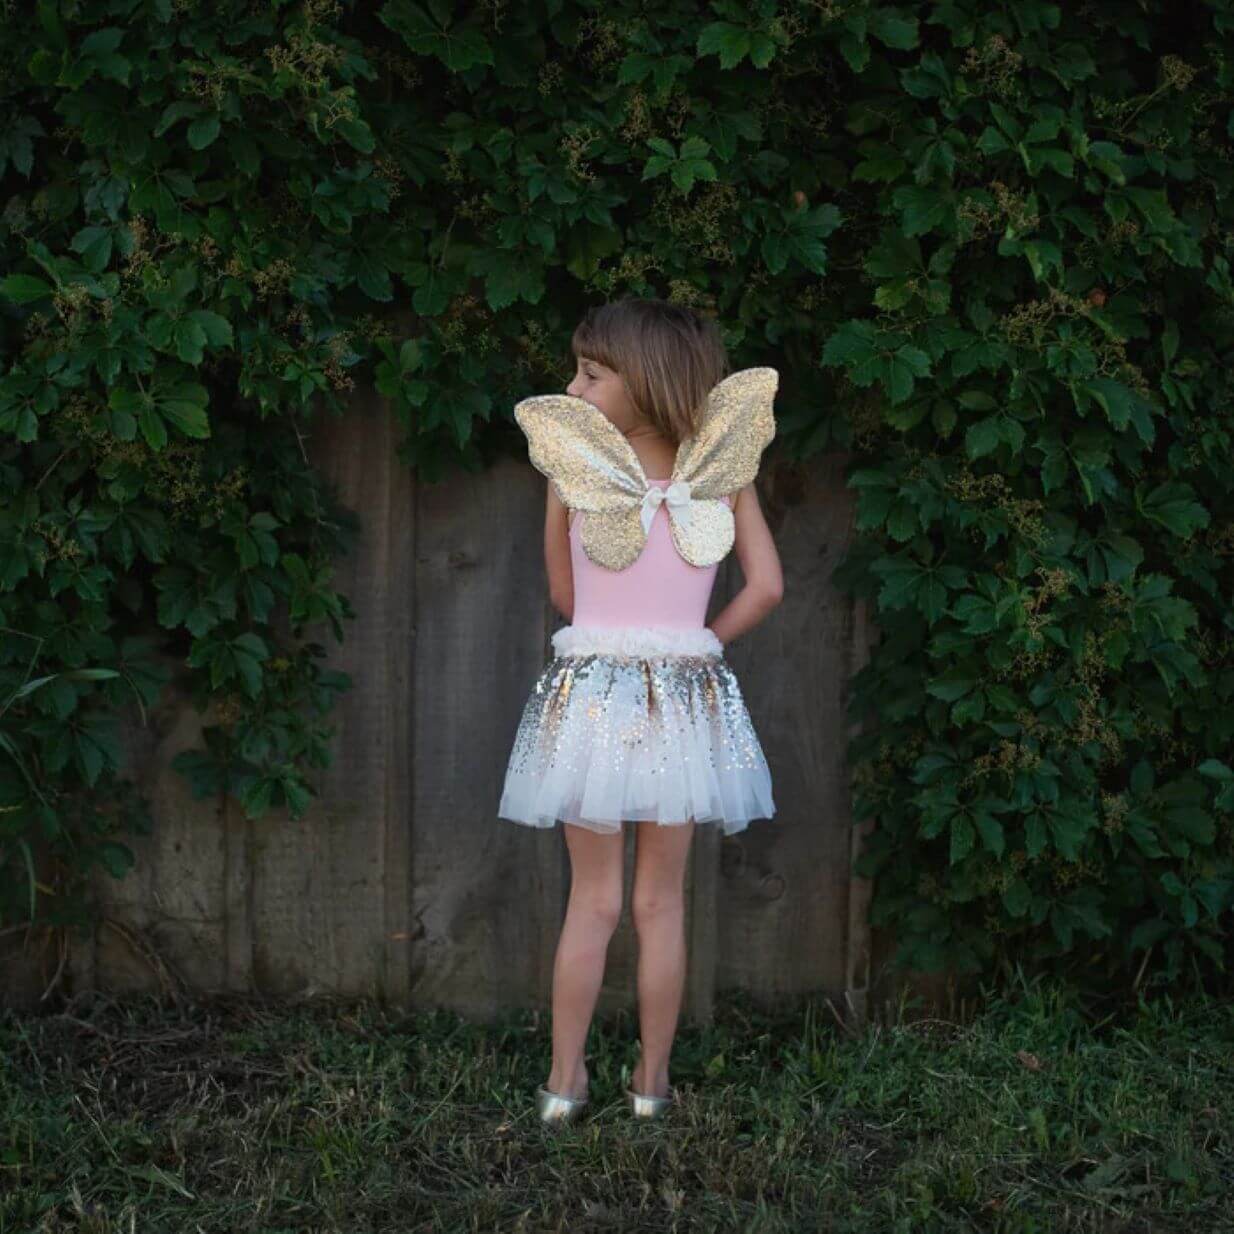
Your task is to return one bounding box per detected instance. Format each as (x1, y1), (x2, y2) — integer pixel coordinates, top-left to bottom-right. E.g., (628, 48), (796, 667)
(497, 624), (776, 836)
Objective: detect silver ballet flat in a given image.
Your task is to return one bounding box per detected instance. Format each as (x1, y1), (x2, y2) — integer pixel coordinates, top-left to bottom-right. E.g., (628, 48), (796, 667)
(535, 1084), (589, 1126)
(625, 1085), (676, 1120)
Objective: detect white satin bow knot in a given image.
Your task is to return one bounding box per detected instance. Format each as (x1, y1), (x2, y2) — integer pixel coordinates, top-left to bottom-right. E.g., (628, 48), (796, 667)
(640, 479), (693, 536)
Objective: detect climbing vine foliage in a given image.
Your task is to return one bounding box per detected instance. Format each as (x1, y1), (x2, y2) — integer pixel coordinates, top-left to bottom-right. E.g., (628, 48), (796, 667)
(2, 0), (1233, 994)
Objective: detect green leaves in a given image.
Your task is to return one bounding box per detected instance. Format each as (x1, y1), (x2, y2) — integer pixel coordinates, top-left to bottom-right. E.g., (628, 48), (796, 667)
(866, 231), (953, 313)
(56, 26), (132, 88)
(964, 408), (1026, 461)
(0, 114), (43, 177)
(837, 6), (921, 72)
(1135, 481), (1210, 539)
(1074, 377), (1158, 445)
(379, 0), (493, 72)
(870, 552), (969, 621)
(883, 346), (932, 404)
(848, 463), (946, 539)
(146, 308), (233, 364)
(352, 245), (394, 302)
(697, 8), (782, 70)
(470, 248), (545, 310)
(762, 203), (842, 275)
(435, 384), (492, 449)
(226, 512), (281, 571)
(641, 136), (717, 194)
(110, 261), (237, 374)
(822, 321), (932, 405)
(564, 223), (622, 281)
(834, 0), (1230, 967)
(188, 630), (270, 698)
(108, 379), (211, 448)
(0, 274), (54, 304)
(868, 9), (920, 49)
(891, 185), (952, 237)
(187, 114), (221, 150)
(618, 49), (694, 97)
(38, 710), (124, 787)
(978, 102), (1075, 178)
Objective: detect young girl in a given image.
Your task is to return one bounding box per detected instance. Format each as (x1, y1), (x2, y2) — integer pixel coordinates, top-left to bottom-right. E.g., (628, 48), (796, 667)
(496, 298), (783, 1125)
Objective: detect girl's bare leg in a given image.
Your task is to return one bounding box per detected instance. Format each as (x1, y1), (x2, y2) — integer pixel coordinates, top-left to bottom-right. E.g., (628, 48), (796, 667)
(630, 819), (695, 1098)
(545, 820), (625, 1100)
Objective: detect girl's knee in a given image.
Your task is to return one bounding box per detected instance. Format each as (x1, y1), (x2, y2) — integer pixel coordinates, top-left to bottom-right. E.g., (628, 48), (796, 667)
(569, 885), (624, 934)
(631, 887), (685, 932)
(563, 821), (625, 930)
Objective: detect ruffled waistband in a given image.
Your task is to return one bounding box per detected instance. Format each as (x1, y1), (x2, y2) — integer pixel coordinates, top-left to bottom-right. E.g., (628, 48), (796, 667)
(551, 623), (724, 658)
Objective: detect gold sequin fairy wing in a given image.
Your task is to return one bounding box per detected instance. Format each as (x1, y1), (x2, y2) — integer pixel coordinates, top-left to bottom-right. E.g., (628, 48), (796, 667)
(666, 367), (779, 567)
(513, 392), (651, 570)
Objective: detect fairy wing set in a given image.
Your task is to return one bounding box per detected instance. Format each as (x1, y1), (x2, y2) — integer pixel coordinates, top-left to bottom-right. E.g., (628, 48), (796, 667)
(513, 367), (778, 571)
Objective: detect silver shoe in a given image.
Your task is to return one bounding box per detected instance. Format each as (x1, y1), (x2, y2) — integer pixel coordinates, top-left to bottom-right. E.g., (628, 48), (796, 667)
(625, 1085), (676, 1120)
(535, 1084), (589, 1126)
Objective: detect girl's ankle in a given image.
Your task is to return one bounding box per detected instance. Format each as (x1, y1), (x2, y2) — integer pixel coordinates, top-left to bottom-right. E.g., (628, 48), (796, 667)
(546, 1062), (589, 1100)
(632, 1060), (670, 1098)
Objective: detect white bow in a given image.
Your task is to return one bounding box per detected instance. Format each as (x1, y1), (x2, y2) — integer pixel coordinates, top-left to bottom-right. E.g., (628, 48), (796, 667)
(640, 479), (692, 536)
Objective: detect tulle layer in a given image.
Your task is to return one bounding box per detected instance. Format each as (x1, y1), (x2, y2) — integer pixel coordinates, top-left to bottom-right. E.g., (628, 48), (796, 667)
(498, 627), (775, 836)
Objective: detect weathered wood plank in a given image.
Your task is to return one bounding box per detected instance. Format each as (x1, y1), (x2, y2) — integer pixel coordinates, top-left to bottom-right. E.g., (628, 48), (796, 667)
(534, 604), (571, 1013)
(410, 456), (552, 1017)
(244, 392), (410, 995)
(89, 690), (230, 997)
(715, 456), (858, 1001)
(0, 932), (52, 1009)
(845, 594), (879, 1028)
(2, 432), (880, 1016)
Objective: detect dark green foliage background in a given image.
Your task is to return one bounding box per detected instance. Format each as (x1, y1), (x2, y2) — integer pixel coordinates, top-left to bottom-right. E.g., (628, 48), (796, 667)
(2, 0), (1232, 994)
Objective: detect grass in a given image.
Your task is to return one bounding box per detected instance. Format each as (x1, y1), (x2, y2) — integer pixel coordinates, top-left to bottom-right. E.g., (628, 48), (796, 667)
(1, 974), (1231, 1232)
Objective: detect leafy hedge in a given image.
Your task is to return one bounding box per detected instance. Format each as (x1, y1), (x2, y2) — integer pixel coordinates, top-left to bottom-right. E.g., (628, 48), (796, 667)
(2, 0), (1232, 995)
(823, 1), (1234, 990)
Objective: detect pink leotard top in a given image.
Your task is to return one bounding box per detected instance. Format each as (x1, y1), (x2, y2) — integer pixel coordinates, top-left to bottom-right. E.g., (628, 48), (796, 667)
(568, 478), (734, 629)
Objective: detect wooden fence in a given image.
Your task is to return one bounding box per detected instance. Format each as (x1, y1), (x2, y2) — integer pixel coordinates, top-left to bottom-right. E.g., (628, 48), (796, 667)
(2, 386), (897, 1024)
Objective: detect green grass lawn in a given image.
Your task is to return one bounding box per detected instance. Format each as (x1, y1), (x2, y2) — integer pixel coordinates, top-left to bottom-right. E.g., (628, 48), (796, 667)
(1, 974), (1230, 1232)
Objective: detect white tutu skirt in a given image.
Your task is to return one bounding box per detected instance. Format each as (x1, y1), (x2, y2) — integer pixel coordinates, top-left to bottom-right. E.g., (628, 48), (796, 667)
(497, 624), (776, 837)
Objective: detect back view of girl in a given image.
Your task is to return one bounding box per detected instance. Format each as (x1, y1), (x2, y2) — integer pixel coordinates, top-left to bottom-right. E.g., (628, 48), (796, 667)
(497, 298), (783, 1124)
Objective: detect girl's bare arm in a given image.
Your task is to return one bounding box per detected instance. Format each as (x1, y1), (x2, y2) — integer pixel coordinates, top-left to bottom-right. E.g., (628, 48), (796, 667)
(707, 483), (784, 646)
(544, 483), (574, 622)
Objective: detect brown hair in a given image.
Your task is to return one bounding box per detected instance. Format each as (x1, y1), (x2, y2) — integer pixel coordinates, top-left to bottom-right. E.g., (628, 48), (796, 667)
(570, 298), (730, 444)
